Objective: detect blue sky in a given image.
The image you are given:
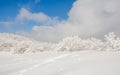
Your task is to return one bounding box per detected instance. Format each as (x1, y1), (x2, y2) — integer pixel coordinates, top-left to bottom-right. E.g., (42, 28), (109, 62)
(0, 0), (75, 32)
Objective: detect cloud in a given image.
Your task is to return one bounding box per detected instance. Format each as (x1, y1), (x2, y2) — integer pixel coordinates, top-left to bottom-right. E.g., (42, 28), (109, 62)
(27, 0), (120, 42)
(16, 8), (59, 26)
(66, 0), (120, 36)
(17, 8), (50, 23)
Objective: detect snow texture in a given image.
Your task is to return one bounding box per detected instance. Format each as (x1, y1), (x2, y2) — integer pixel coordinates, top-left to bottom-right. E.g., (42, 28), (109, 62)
(0, 32), (120, 54)
(0, 51), (120, 75)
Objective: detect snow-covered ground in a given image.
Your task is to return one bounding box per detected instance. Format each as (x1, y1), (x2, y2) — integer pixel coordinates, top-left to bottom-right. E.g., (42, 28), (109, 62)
(0, 33), (120, 75)
(0, 51), (120, 75)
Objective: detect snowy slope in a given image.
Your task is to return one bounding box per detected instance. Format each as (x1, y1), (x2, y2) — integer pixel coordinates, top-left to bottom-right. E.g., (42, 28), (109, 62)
(19, 51), (120, 75)
(0, 51), (119, 75)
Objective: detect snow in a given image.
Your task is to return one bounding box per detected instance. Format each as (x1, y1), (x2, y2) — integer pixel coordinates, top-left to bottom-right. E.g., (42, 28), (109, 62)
(0, 51), (120, 75)
(0, 33), (120, 75)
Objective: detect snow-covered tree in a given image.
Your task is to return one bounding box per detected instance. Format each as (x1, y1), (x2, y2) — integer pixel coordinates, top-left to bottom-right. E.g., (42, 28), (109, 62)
(104, 32), (120, 51)
(0, 32), (120, 54)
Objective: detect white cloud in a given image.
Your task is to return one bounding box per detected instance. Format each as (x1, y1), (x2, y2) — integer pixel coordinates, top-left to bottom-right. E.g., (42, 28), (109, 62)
(16, 8), (59, 26)
(67, 0), (120, 35)
(28, 0), (120, 42)
(17, 8), (50, 23)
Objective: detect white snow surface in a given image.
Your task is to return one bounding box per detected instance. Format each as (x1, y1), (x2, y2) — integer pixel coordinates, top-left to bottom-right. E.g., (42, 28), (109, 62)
(0, 32), (120, 54)
(0, 51), (120, 75)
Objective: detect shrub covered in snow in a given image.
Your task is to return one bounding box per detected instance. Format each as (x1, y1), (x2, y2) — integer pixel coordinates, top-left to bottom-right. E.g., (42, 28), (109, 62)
(0, 33), (54, 53)
(0, 32), (120, 54)
(56, 36), (104, 51)
(104, 32), (120, 51)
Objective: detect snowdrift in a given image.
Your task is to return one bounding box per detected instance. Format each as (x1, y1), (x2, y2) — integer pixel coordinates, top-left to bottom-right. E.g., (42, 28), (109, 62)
(0, 32), (120, 53)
